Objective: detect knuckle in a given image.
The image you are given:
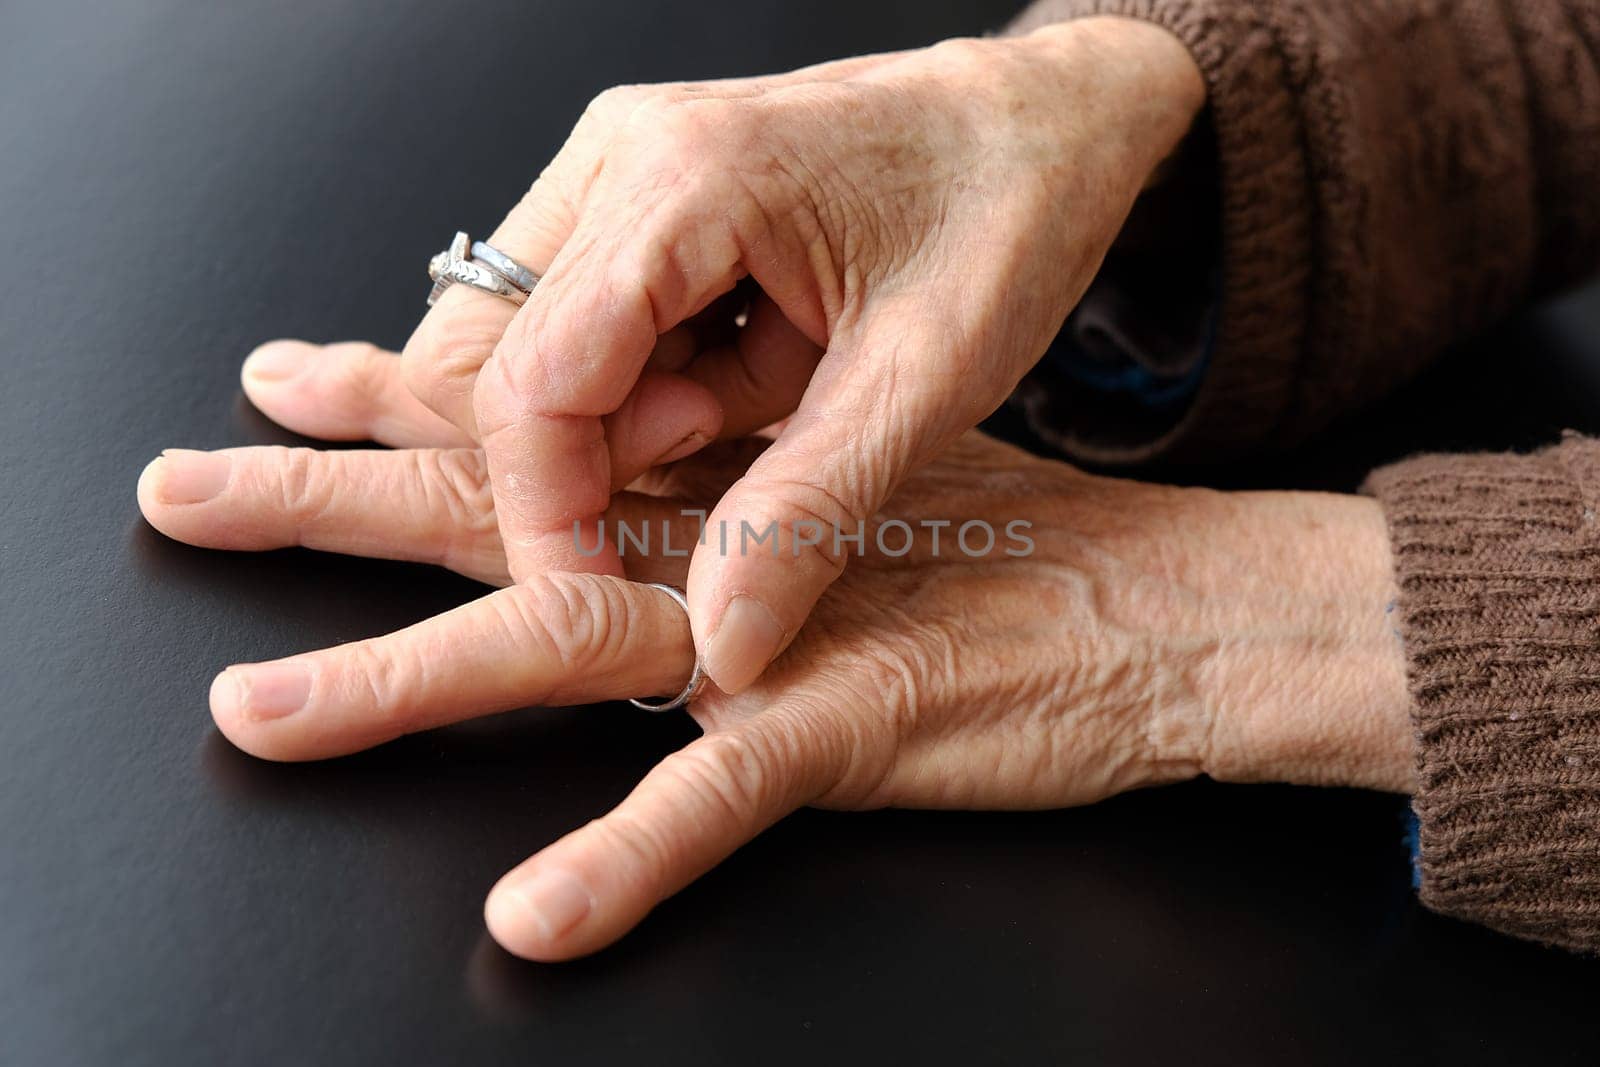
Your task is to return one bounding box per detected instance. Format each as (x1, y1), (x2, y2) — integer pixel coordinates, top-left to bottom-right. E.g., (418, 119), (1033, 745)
(924, 35), (1000, 80)
(345, 639), (421, 733)
(565, 575), (633, 669)
(473, 342), (582, 438)
(483, 305), (635, 421)
(580, 729), (784, 901)
(506, 175), (578, 259)
(469, 352), (525, 436)
(269, 446), (334, 524)
(498, 574), (629, 676)
(668, 731), (773, 823)
(411, 449), (498, 568)
(413, 448), (493, 524)
(480, 322), (555, 411)
(586, 83), (653, 126)
(858, 634), (931, 723)
(656, 98), (722, 148)
(587, 810), (673, 900)
(732, 474), (863, 578)
(488, 580), (566, 691)
(495, 576), (577, 667)
(325, 343), (388, 421)
(401, 311), (500, 408)
(338, 339), (389, 370)
(626, 97), (744, 181)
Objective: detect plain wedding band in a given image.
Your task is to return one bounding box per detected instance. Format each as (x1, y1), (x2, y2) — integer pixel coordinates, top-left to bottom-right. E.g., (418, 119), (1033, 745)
(628, 583), (706, 712)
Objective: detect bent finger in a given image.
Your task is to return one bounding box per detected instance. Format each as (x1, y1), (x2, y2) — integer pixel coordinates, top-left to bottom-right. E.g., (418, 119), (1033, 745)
(602, 371), (723, 490)
(683, 293), (822, 440)
(473, 178), (749, 580)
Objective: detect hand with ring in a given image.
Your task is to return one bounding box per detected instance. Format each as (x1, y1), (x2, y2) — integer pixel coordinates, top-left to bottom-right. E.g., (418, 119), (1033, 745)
(235, 17), (1207, 695)
(137, 367), (1413, 960)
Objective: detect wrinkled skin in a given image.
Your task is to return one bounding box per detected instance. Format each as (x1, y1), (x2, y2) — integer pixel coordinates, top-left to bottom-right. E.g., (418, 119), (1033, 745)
(243, 17), (1210, 696)
(139, 357), (1412, 962)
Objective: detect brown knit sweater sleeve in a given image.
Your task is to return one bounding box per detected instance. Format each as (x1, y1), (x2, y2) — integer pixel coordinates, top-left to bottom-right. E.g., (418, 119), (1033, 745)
(1363, 436), (1600, 953)
(1005, 0), (1600, 953)
(1005, 0), (1600, 462)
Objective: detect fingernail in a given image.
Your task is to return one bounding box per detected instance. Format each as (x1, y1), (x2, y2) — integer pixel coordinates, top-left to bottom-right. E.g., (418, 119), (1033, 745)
(244, 342), (309, 383)
(655, 430), (711, 467)
(153, 450), (230, 504)
(704, 595), (785, 694)
(227, 662), (311, 721)
(511, 870), (593, 943)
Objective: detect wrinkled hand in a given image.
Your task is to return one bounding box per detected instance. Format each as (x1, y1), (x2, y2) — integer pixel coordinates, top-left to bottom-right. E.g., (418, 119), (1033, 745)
(138, 357), (1413, 961)
(241, 16), (1206, 695)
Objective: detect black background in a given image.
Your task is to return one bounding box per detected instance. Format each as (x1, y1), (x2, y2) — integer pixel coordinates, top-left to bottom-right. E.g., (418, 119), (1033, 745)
(4, 2), (1600, 1064)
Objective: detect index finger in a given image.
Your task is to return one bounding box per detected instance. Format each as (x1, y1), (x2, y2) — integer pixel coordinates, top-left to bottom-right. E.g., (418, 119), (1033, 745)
(473, 149), (758, 581)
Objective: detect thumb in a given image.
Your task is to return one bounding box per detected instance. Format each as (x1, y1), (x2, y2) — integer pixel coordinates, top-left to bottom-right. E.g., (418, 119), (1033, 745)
(688, 311), (971, 693)
(483, 709), (840, 961)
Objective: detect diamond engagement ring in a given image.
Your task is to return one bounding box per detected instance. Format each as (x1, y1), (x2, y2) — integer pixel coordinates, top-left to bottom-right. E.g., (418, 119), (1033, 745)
(629, 583), (707, 713)
(426, 231), (529, 307)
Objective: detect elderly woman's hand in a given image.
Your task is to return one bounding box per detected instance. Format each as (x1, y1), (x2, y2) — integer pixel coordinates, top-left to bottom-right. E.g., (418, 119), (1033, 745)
(138, 361), (1412, 961)
(241, 16), (1206, 696)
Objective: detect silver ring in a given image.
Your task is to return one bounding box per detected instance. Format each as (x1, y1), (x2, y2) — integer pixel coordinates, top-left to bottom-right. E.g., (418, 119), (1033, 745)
(425, 231), (528, 307)
(471, 240), (541, 293)
(629, 583), (706, 713)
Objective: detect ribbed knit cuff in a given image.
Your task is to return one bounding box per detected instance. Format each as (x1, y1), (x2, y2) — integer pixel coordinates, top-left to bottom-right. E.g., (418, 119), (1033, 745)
(1002, 0), (1312, 464)
(1364, 435), (1600, 953)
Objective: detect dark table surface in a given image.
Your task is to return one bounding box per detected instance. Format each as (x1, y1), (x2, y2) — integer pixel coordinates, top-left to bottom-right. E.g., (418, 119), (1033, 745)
(4, 2), (1600, 1064)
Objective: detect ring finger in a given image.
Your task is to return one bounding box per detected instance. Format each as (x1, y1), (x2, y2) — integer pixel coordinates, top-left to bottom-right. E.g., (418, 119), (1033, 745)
(209, 572), (698, 761)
